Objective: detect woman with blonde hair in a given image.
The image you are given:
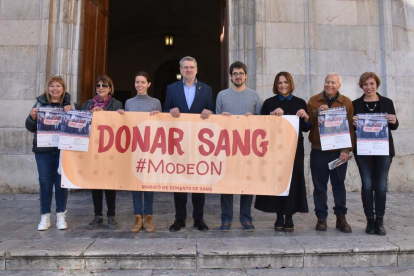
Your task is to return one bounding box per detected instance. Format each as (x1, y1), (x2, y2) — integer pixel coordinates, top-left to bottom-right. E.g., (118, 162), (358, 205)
(25, 75), (73, 230)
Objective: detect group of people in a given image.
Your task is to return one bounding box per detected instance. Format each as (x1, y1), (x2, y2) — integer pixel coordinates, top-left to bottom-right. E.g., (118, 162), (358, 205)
(25, 56), (398, 237)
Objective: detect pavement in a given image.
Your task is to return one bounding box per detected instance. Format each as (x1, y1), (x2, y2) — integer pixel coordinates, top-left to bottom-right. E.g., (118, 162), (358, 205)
(0, 191), (413, 275)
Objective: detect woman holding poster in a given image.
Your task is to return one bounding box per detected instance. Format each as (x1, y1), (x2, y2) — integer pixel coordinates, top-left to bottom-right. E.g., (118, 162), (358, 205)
(118, 71), (161, 233)
(254, 71), (310, 232)
(25, 75), (73, 231)
(352, 72), (398, 236)
(81, 75), (123, 230)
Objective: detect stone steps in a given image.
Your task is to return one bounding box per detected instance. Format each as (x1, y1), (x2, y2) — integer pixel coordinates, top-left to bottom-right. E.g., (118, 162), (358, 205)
(1, 236), (413, 271)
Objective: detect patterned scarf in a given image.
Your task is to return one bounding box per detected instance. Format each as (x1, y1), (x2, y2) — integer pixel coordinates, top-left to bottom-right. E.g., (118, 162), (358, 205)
(90, 94), (112, 111)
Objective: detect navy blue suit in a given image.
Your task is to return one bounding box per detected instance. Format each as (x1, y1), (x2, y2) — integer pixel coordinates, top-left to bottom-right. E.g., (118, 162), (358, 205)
(163, 80), (214, 221)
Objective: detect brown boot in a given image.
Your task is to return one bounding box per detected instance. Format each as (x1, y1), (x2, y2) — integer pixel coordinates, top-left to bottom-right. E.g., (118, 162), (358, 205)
(130, 215), (143, 233)
(144, 215), (155, 233)
(336, 213), (352, 233)
(315, 218), (327, 231)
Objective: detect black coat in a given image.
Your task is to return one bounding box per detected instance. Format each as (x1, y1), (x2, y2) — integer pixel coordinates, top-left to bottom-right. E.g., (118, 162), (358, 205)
(352, 93), (398, 156)
(25, 93), (72, 153)
(254, 95), (309, 214)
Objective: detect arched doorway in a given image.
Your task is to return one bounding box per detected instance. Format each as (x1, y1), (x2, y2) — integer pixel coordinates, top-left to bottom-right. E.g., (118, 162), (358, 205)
(105, 0), (228, 108)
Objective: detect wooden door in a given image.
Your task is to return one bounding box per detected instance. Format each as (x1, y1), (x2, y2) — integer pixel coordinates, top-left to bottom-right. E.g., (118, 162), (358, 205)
(81, 0), (109, 104)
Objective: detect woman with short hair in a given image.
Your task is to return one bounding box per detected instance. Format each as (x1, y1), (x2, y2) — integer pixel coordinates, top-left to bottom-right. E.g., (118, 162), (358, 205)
(82, 75), (123, 230)
(352, 72), (398, 236)
(25, 75), (73, 231)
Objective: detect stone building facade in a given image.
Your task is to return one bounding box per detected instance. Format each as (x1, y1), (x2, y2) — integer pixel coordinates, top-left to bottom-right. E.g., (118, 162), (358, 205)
(0, 0), (413, 193)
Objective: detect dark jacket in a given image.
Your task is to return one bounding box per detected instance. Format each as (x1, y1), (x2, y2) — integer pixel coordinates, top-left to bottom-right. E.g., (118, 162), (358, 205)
(307, 91), (355, 154)
(25, 92), (72, 153)
(163, 81), (214, 114)
(81, 97), (123, 111)
(352, 93), (398, 156)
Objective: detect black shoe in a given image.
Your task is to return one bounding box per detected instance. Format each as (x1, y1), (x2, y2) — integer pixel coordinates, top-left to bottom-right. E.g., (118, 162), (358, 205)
(375, 217), (386, 236)
(169, 219), (186, 232)
(108, 216), (118, 230)
(284, 219), (294, 233)
(274, 219), (284, 231)
(194, 219), (209, 231)
(88, 215), (103, 226)
(365, 217), (375, 235)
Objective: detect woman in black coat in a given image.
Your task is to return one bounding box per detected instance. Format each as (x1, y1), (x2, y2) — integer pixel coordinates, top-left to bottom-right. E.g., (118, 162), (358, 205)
(81, 75), (123, 230)
(352, 72), (398, 236)
(254, 71), (310, 232)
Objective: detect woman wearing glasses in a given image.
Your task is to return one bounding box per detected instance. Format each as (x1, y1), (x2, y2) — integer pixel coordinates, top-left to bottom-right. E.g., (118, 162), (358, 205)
(81, 75), (123, 230)
(254, 71), (310, 232)
(25, 75), (73, 230)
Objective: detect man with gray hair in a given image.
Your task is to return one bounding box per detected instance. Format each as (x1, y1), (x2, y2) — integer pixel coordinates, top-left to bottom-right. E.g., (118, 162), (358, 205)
(307, 73), (355, 233)
(163, 56), (214, 232)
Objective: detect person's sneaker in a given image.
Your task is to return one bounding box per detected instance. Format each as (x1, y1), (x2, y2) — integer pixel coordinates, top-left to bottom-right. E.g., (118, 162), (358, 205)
(88, 215), (103, 226)
(274, 219), (284, 231)
(56, 211), (68, 230)
(38, 213), (51, 231)
(169, 219), (186, 232)
(219, 223), (232, 231)
(315, 218), (327, 231)
(108, 216), (118, 230)
(241, 221), (255, 232)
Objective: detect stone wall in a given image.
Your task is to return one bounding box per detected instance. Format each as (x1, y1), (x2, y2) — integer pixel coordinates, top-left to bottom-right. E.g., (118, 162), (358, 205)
(0, 0), (82, 193)
(0, 0), (413, 193)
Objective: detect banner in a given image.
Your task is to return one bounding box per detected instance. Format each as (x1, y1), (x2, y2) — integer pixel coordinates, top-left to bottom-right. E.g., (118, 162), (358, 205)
(61, 112), (299, 196)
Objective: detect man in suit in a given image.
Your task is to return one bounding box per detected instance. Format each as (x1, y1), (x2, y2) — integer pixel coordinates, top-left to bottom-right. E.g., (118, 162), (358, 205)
(163, 56), (214, 232)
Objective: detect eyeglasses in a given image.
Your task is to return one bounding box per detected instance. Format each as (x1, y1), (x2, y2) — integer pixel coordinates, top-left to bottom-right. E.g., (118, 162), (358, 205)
(181, 66), (196, 71)
(231, 72), (245, 77)
(95, 84), (109, 89)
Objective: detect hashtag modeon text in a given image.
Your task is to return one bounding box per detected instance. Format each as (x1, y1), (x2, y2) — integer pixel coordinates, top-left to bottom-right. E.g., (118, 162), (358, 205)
(137, 159), (222, 176)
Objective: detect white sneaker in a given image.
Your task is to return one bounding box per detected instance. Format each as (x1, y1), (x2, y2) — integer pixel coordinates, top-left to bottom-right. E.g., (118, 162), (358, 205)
(56, 211), (68, 230)
(38, 213), (51, 231)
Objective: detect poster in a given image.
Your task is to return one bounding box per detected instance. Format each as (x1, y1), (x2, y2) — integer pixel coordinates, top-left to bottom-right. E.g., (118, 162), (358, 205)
(356, 113), (389, 155)
(36, 107), (64, 147)
(58, 110), (93, 152)
(318, 106), (352, 151)
(61, 112), (300, 196)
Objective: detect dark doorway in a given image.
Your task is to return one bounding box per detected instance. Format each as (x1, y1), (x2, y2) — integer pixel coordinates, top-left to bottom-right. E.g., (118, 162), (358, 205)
(107, 0), (228, 108)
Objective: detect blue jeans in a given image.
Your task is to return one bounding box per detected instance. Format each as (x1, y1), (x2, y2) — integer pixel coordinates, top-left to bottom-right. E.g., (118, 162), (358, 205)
(132, 191), (154, 215)
(355, 155), (392, 218)
(221, 194), (253, 224)
(310, 149), (347, 219)
(35, 152), (67, 214)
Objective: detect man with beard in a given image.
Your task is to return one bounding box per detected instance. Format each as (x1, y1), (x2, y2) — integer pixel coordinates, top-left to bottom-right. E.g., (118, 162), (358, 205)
(215, 61), (262, 231)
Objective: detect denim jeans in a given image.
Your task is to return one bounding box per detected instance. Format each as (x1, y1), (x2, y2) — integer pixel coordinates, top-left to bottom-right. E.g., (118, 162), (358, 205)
(355, 155), (392, 218)
(310, 149), (348, 219)
(35, 151), (67, 214)
(132, 191), (154, 215)
(221, 194), (253, 224)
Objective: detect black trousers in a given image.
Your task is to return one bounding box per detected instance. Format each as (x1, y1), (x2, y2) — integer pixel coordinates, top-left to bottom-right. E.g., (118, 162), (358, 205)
(174, 192), (205, 220)
(92, 190), (116, 217)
